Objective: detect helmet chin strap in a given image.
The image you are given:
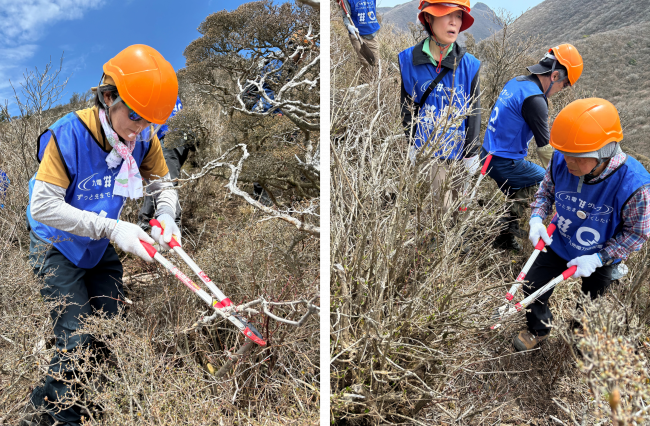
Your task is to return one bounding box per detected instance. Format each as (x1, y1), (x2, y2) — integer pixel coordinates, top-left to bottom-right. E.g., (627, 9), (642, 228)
(544, 60), (557, 98)
(97, 90), (125, 142)
(543, 59), (570, 98)
(584, 159), (607, 181)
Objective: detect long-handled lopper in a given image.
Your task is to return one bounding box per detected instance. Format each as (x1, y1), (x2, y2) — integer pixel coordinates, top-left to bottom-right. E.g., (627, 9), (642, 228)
(141, 223), (266, 346)
(505, 214), (558, 301)
(338, 0), (376, 66)
(491, 214), (557, 319)
(490, 265), (577, 330)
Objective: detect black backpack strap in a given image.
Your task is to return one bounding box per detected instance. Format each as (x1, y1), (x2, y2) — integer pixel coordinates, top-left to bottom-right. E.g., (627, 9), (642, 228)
(417, 67), (450, 109)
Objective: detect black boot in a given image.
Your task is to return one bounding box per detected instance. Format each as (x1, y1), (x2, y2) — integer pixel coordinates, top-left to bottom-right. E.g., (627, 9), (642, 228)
(508, 218), (527, 239)
(20, 387), (54, 426)
(493, 232), (522, 251)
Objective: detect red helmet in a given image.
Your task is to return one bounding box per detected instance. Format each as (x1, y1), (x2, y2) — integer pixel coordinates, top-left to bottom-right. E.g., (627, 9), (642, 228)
(418, 0), (474, 33)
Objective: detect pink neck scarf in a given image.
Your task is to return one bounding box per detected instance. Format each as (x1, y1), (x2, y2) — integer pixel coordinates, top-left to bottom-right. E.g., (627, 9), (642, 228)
(98, 108), (143, 199)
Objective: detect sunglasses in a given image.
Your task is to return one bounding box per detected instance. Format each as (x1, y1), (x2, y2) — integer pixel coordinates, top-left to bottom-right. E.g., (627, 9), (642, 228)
(124, 101), (147, 122)
(112, 95), (148, 122)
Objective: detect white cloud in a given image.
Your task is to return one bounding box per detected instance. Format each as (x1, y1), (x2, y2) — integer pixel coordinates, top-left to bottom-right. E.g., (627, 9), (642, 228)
(0, 1), (104, 107)
(0, 45), (40, 90)
(0, 0), (105, 45)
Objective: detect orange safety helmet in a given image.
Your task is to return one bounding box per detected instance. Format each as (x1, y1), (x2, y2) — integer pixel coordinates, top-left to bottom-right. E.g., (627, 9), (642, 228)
(549, 44), (583, 86)
(550, 98), (623, 153)
(102, 44), (178, 125)
(418, 0), (474, 33)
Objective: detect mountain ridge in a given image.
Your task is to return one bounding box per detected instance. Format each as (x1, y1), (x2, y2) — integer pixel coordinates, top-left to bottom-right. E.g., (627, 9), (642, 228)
(379, 1), (502, 43)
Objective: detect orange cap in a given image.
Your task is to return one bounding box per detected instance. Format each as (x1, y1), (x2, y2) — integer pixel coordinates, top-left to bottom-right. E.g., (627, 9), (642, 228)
(103, 44), (178, 125)
(550, 44), (583, 86)
(418, 0), (474, 33)
(550, 98), (623, 153)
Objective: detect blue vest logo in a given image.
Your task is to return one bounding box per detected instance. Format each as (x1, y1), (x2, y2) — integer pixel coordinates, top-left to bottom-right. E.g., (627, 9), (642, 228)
(575, 227), (600, 246)
(73, 168), (120, 203)
(489, 106), (499, 125)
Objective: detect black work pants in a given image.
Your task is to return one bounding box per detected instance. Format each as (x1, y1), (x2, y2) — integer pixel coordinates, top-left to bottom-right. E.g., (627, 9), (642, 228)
(523, 247), (613, 337)
(29, 231), (124, 425)
(139, 142), (189, 226)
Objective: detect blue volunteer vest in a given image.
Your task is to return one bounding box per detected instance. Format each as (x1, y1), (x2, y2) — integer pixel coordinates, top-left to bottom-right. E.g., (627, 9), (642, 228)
(482, 77), (544, 160)
(349, 0), (380, 36)
(157, 97), (183, 140)
(399, 46), (480, 159)
(549, 151), (650, 261)
(27, 111), (151, 269)
(0, 169), (8, 209)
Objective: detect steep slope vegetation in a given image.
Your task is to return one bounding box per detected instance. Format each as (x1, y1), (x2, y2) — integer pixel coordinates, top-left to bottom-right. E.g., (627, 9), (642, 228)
(511, 0), (650, 156)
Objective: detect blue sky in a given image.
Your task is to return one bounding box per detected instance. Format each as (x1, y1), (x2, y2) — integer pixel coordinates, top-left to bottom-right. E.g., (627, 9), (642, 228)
(0, 0), (287, 115)
(376, 0), (545, 16)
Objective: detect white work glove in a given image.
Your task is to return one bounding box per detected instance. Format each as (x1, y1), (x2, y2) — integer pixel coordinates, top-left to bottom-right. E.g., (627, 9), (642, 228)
(107, 220), (155, 262)
(462, 155), (480, 176)
(346, 24), (360, 38)
(151, 213), (182, 251)
(408, 145), (417, 166)
(567, 253), (603, 278)
(528, 216), (553, 247)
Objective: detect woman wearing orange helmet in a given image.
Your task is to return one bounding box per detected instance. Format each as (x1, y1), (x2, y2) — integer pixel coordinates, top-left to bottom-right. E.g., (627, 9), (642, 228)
(482, 44), (583, 251)
(25, 45), (180, 425)
(399, 0), (481, 217)
(513, 98), (650, 351)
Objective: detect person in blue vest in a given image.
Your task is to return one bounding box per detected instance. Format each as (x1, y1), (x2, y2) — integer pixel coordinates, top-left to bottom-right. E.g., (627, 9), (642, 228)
(138, 96), (189, 231)
(243, 35), (307, 115)
(339, 0), (380, 79)
(24, 45), (181, 426)
(481, 44), (583, 251)
(513, 98), (650, 351)
(399, 0), (481, 218)
(0, 168), (8, 209)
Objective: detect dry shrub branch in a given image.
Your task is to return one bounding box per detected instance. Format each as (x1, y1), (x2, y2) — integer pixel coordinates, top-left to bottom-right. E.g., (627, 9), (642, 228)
(330, 8), (650, 425)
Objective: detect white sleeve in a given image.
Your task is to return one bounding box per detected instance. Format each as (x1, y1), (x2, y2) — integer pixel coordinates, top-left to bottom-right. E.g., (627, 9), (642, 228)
(147, 173), (178, 218)
(30, 180), (117, 240)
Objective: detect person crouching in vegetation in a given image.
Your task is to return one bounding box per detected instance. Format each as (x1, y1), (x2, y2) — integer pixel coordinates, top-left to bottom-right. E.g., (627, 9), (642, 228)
(399, 0), (481, 218)
(482, 44), (583, 251)
(25, 44), (182, 425)
(514, 98), (650, 351)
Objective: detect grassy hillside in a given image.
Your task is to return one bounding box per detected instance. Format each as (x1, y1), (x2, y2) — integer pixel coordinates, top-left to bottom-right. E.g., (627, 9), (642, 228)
(569, 21), (650, 158)
(509, 0), (650, 157)
(510, 0), (650, 45)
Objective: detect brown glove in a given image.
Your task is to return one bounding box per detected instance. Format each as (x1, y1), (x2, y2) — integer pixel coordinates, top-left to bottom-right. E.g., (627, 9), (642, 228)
(536, 144), (554, 169)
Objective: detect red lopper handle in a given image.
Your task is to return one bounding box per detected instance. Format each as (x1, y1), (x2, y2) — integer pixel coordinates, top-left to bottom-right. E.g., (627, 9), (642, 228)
(562, 265), (578, 280)
(480, 154), (493, 176)
(547, 222), (557, 235)
(149, 219), (180, 248)
(140, 240), (158, 258)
